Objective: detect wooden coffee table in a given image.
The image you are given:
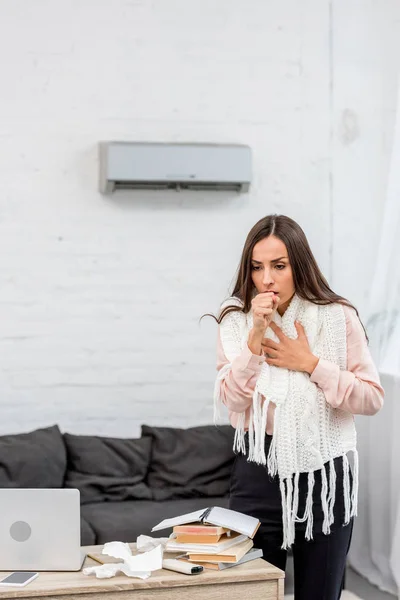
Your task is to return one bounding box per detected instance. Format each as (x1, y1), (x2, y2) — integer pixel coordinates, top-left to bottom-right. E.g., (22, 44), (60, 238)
(0, 544), (285, 600)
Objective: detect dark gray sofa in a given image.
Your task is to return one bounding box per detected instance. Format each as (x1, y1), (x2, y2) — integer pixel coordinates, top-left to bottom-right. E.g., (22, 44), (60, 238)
(0, 424), (234, 545)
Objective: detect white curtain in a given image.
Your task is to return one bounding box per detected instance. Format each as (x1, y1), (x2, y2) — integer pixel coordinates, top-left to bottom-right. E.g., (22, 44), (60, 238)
(348, 81), (400, 597)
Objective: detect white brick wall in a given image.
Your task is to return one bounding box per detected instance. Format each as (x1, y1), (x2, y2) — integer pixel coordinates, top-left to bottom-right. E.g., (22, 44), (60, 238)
(0, 0), (398, 436)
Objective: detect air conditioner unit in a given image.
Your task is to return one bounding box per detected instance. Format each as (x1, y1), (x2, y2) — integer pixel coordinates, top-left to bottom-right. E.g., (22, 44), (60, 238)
(99, 142), (251, 193)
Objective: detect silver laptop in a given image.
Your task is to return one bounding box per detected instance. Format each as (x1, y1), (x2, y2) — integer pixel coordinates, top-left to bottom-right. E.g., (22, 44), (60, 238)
(0, 489), (85, 571)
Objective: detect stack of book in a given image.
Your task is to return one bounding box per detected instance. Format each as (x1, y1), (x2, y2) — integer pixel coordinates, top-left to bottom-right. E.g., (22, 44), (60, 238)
(152, 506), (263, 571)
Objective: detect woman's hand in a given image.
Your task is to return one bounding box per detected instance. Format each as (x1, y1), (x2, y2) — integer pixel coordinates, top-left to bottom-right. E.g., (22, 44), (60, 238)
(261, 321), (319, 374)
(251, 292), (280, 333)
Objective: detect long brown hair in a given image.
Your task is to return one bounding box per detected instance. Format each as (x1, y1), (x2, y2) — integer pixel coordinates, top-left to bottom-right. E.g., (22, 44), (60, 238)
(204, 214), (368, 340)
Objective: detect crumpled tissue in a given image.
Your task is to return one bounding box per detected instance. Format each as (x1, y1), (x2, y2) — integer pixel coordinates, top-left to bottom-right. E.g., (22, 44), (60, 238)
(83, 540), (165, 579)
(136, 534), (170, 552)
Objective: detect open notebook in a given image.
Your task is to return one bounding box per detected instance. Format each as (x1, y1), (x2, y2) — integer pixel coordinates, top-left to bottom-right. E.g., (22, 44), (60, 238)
(152, 506), (260, 539)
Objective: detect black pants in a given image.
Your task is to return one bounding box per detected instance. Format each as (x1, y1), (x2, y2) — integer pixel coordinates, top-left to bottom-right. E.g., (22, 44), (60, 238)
(229, 443), (354, 600)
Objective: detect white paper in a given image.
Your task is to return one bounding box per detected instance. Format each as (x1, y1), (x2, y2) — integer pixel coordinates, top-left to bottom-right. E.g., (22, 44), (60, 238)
(83, 541), (163, 580)
(124, 544), (163, 572)
(136, 535), (170, 552)
(207, 507), (259, 538)
(151, 509), (207, 532)
(102, 541), (133, 562)
(83, 563), (150, 580)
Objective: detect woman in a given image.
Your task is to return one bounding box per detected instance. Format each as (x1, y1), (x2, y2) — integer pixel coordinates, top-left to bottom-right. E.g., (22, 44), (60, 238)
(212, 215), (384, 600)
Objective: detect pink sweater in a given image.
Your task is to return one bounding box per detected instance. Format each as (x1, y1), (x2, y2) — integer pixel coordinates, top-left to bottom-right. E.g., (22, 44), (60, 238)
(217, 305), (384, 435)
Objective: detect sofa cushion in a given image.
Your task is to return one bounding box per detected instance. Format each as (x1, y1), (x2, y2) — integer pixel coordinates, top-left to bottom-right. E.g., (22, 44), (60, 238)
(81, 496), (230, 544)
(64, 433), (153, 504)
(0, 425), (66, 488)
(141, 424), (235, 500)
(81, 516), (96, 546)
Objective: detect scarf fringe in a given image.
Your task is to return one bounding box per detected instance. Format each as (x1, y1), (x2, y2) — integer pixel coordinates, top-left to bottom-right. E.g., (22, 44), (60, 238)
(280, 478), (290, 547)
(245, 395), (358, 548)
(292, 472), (300, 523)
(304, 471), (315, 541)
(350, 449), (359, 518)
(328, 458), (336, 526)
(233, 412), (246, 455)
(213, 363), (232, 424)
(267, 406), (279, 476)
(259, 397), (269, 464)
(278, 451), (358, 549)
(321, 464), (330, 535)
(251, 389), (263, 463)
(221, 384), (359, 549)
(249, 388), (279, 470)
(248, 407), (255, 461)
(343, 454), (351, 524)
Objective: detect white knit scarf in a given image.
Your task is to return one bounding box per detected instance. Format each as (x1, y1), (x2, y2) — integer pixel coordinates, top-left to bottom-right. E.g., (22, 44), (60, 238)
(214, 293), (358, 548)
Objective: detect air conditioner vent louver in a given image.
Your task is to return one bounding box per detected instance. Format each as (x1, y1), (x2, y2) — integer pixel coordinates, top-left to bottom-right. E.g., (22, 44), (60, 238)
(99, 142), (251, 194)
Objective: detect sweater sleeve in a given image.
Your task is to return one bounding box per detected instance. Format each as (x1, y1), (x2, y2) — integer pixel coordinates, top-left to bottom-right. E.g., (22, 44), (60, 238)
(216, 327), (265, 413)
(310, 305), (384, 415)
